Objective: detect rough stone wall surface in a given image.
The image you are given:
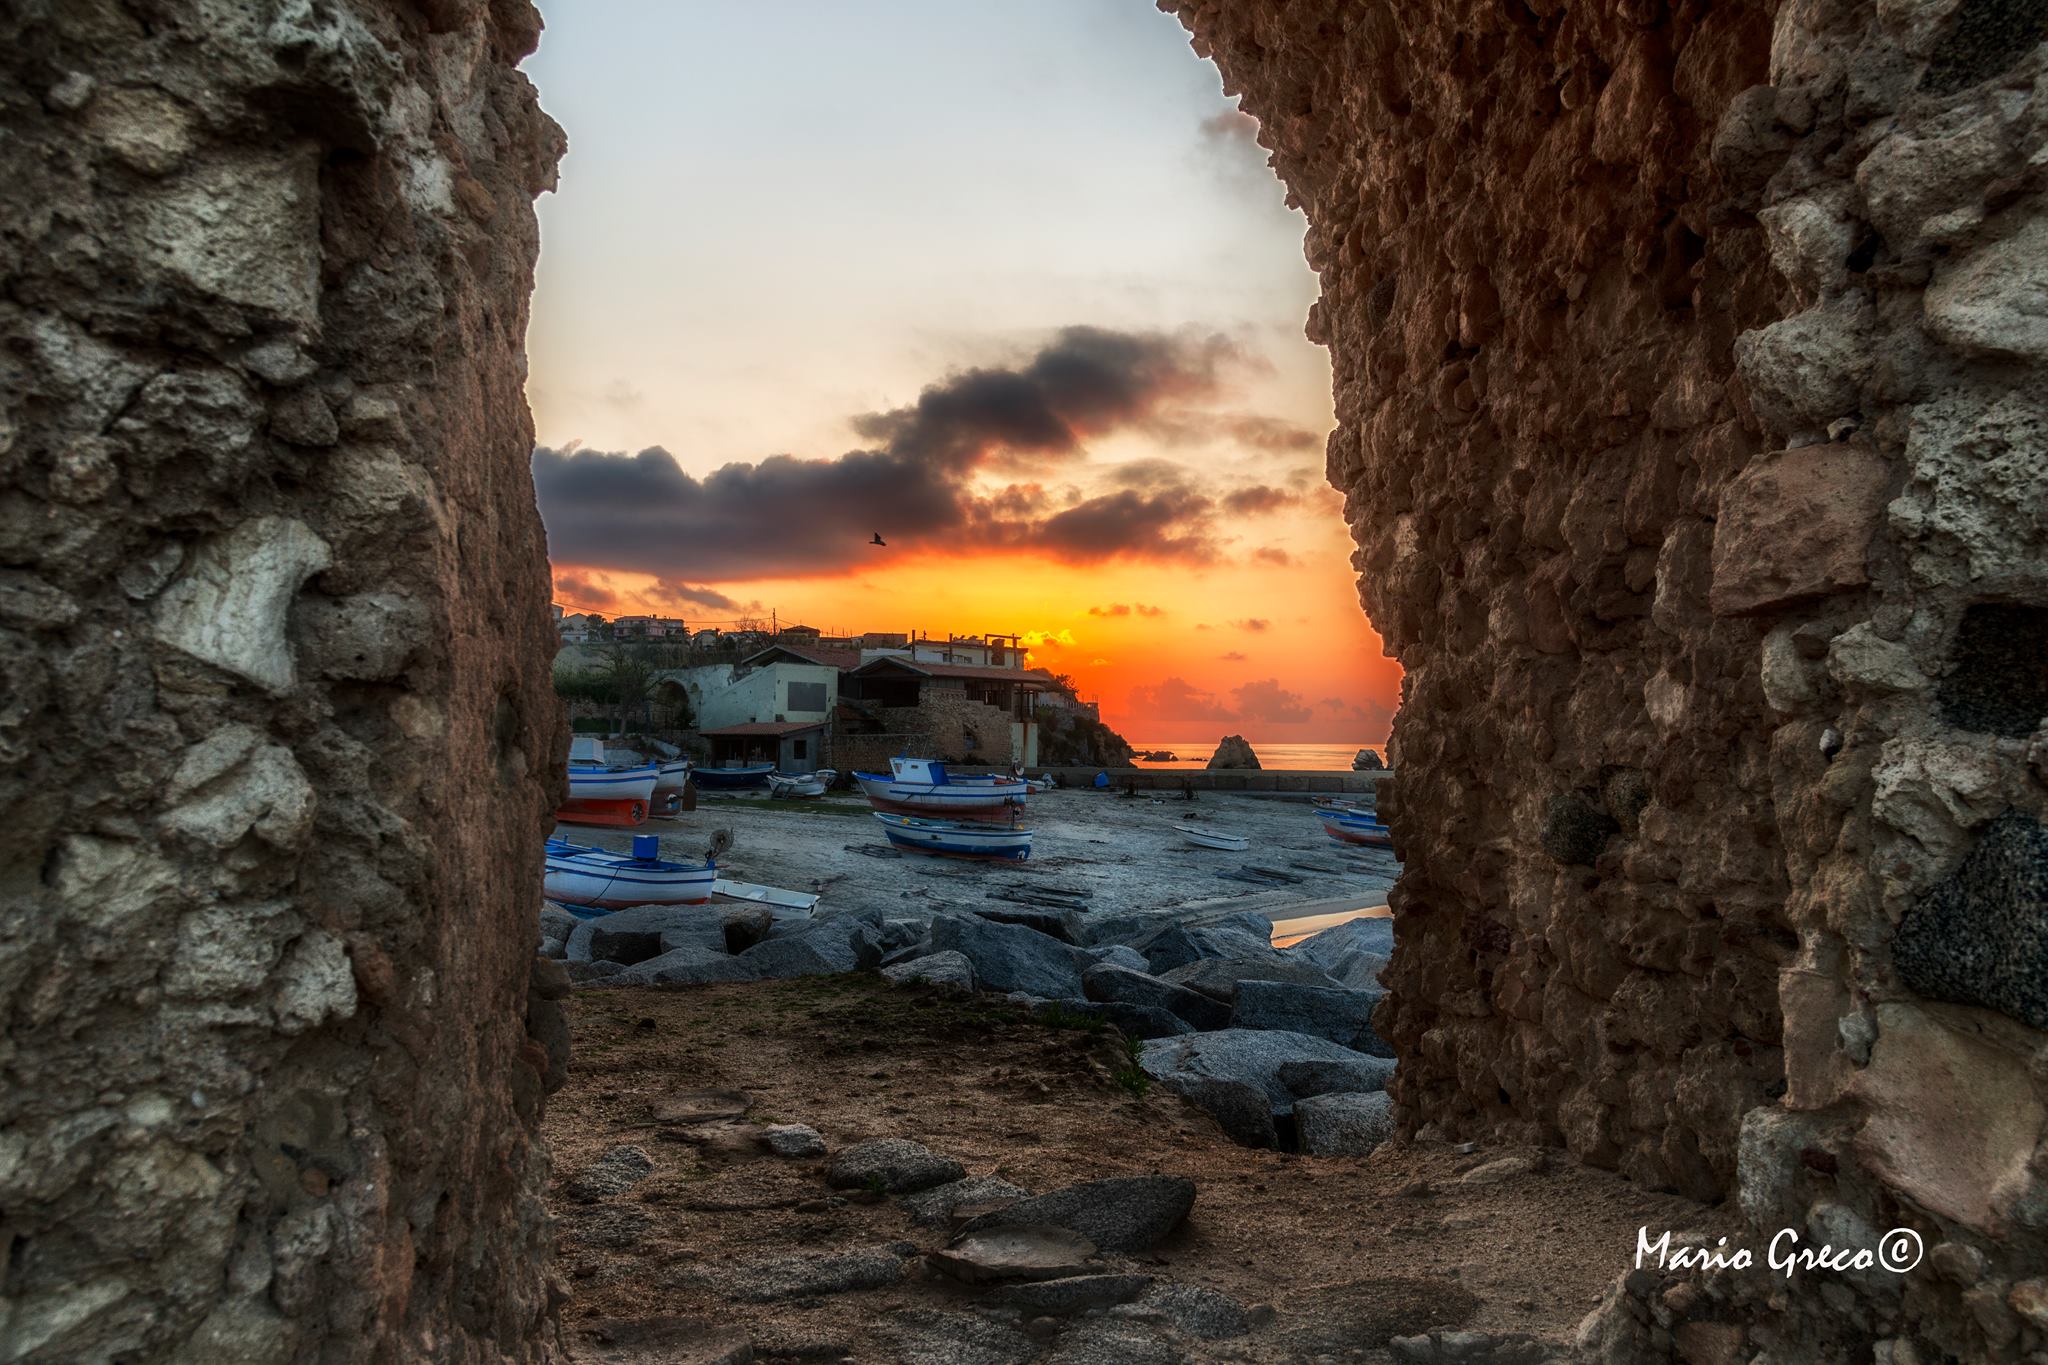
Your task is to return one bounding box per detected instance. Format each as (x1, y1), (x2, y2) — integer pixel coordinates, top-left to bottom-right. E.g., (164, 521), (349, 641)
(0, 3), (567, 1361)
(1169, 0), (1790, 1201)
(1171, 0), (2048, 1357)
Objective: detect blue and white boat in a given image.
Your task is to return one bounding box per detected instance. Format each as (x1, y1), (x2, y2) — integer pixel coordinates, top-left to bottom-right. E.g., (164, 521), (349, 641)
(542, 834), (717, 910)
(1315, 803), (1393, 848)
(565, 762), (661, 805)
(854, 757), (1030, 818)
(873, 812), (1033, 861)
(691, 762), (776, 791)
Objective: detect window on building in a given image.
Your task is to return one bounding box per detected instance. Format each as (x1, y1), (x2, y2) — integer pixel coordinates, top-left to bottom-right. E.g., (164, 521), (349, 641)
(793, 738), (808, 760)
(787, 680), (828, 712)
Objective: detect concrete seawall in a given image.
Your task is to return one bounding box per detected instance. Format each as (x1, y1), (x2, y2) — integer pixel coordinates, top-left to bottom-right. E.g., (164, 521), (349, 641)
(1034, 766), (1391, 796)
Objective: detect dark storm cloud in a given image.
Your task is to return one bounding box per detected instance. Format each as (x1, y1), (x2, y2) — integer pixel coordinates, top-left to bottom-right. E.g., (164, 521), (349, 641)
(551, 571), (618, 611)
(850, 326), (1236, 469)
(649, 580), (747, 612)
(1025, 488), (1216, 563)
(1223, 485), (1300, 516)
(535, 327), (1255, 580)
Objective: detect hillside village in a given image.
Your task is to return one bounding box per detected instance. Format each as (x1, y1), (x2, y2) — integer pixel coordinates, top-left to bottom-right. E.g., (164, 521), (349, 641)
(550, 608), (1136, 772)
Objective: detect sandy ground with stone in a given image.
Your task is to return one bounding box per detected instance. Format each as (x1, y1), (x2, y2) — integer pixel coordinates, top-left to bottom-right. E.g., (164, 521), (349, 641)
(542, 975), (1737, 1364)
(556, 789), (1399, 935)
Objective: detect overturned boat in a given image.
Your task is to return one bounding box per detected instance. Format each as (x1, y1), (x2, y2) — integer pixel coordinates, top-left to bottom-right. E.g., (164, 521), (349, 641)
(766, 771), (829, 798)
(873, 812), (1033, 861)
(855, 757), (1030, 818)
(543, 834), (716, 910)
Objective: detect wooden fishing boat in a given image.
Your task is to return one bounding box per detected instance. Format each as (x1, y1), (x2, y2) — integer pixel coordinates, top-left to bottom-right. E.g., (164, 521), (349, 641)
(766, 772), (828, 798)
(557, 761), (662, 827)
(854, 757), (1030, 818)
(1316, 804), (1393, 848)
(712, 878), (821, 912)
(1175, 824), (1250, 852)
(542, 834), (716, 910)
(691, 762), (776, 791)
(873, 812), (1033, 861)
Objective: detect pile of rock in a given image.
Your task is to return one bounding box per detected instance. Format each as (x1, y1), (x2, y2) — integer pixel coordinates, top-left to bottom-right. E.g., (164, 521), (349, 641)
(541, 896), (1399, 1157)
(874, 909), (1398, 1157)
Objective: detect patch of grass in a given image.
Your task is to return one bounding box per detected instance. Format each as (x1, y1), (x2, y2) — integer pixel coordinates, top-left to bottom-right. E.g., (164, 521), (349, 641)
(1034, 1001), (1107, 1036)
(1114, 1035), (1151, 1099)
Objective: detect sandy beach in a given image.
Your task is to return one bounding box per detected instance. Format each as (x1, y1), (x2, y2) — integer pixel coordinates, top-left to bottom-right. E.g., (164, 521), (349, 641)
(553, 788), (1398, 937)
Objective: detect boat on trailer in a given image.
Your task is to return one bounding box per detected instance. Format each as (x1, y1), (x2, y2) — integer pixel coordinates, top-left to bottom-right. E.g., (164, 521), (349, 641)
(691, 762), (777, 792)
(1175, 824), (1250, 852)
(872, 812), (1034, 861)
(1315, 803), (1393, 848)
(854, 757), (1031, 818)
(543, 833), (716, 910)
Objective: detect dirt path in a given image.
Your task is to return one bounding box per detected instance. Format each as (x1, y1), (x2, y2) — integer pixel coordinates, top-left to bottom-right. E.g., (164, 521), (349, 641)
(543, 977), (1734, 1363)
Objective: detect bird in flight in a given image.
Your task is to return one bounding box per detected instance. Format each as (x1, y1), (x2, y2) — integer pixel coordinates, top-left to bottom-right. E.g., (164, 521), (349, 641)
(870, 532), (887, 546)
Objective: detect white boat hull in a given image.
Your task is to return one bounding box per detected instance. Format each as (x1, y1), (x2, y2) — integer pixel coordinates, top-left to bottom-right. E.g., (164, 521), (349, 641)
(874, 813), (1032, 860)
(712, 878), (821, 912)
(542, 839), (716, 909)
(1175, 825), (1250, 852)
(566, 764), (660, 804)
(855, 774), (1028, 815)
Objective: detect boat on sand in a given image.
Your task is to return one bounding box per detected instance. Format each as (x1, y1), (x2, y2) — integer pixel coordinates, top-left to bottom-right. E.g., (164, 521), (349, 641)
(873, 812), (1033, 861)
(855, 757), (1031, 818)
(543, 834), (716, 910)
(1315, 803), (1393, 848)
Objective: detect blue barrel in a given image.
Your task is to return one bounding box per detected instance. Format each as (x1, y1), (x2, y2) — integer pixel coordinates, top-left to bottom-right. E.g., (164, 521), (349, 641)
(631, 834), (659, 861)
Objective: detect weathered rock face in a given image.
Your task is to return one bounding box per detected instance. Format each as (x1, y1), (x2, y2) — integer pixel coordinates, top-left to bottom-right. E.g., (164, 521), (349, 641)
(0, 3), (566, 1360)
(1206, 734), (1261, 769)
(1170, 0), (1791, 1201)
(1169, 0), (2047, 1355)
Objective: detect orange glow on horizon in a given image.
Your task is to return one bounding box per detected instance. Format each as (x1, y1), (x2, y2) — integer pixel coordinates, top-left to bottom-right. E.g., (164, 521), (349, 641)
(550, 523), (1400, 746)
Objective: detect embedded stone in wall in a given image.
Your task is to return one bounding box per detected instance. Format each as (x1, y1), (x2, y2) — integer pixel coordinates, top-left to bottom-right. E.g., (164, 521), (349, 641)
(152, 516), (332, 693)
(1849, 1003), (2045, 1233)
(1539, 793), (1617, 866)
(1936, 603), (2048, 737)
(1893, 810), (2048, 1030)
(1709, 443), (1890, 616)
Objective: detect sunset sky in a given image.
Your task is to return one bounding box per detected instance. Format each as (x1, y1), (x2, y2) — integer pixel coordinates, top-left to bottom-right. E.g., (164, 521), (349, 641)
(523, 2), (1398, 743)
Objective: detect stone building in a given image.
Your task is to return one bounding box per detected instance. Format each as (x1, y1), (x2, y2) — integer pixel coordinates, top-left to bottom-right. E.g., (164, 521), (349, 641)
(839, 657), (1055, 768)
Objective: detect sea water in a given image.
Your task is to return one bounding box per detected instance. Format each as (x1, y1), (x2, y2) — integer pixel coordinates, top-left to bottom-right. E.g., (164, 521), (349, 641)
(1126, 740), (1387, 771)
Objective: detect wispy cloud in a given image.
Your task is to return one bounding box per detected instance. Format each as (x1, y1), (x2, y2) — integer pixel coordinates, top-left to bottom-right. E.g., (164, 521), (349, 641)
(1231, 618), (1271, 632)
(1129, 674), (1316, 726)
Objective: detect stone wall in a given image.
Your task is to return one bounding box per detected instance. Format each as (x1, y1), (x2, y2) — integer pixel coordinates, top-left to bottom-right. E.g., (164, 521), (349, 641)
(1169, 0), (2047, 1357)
(0, 3), (567, 1360)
